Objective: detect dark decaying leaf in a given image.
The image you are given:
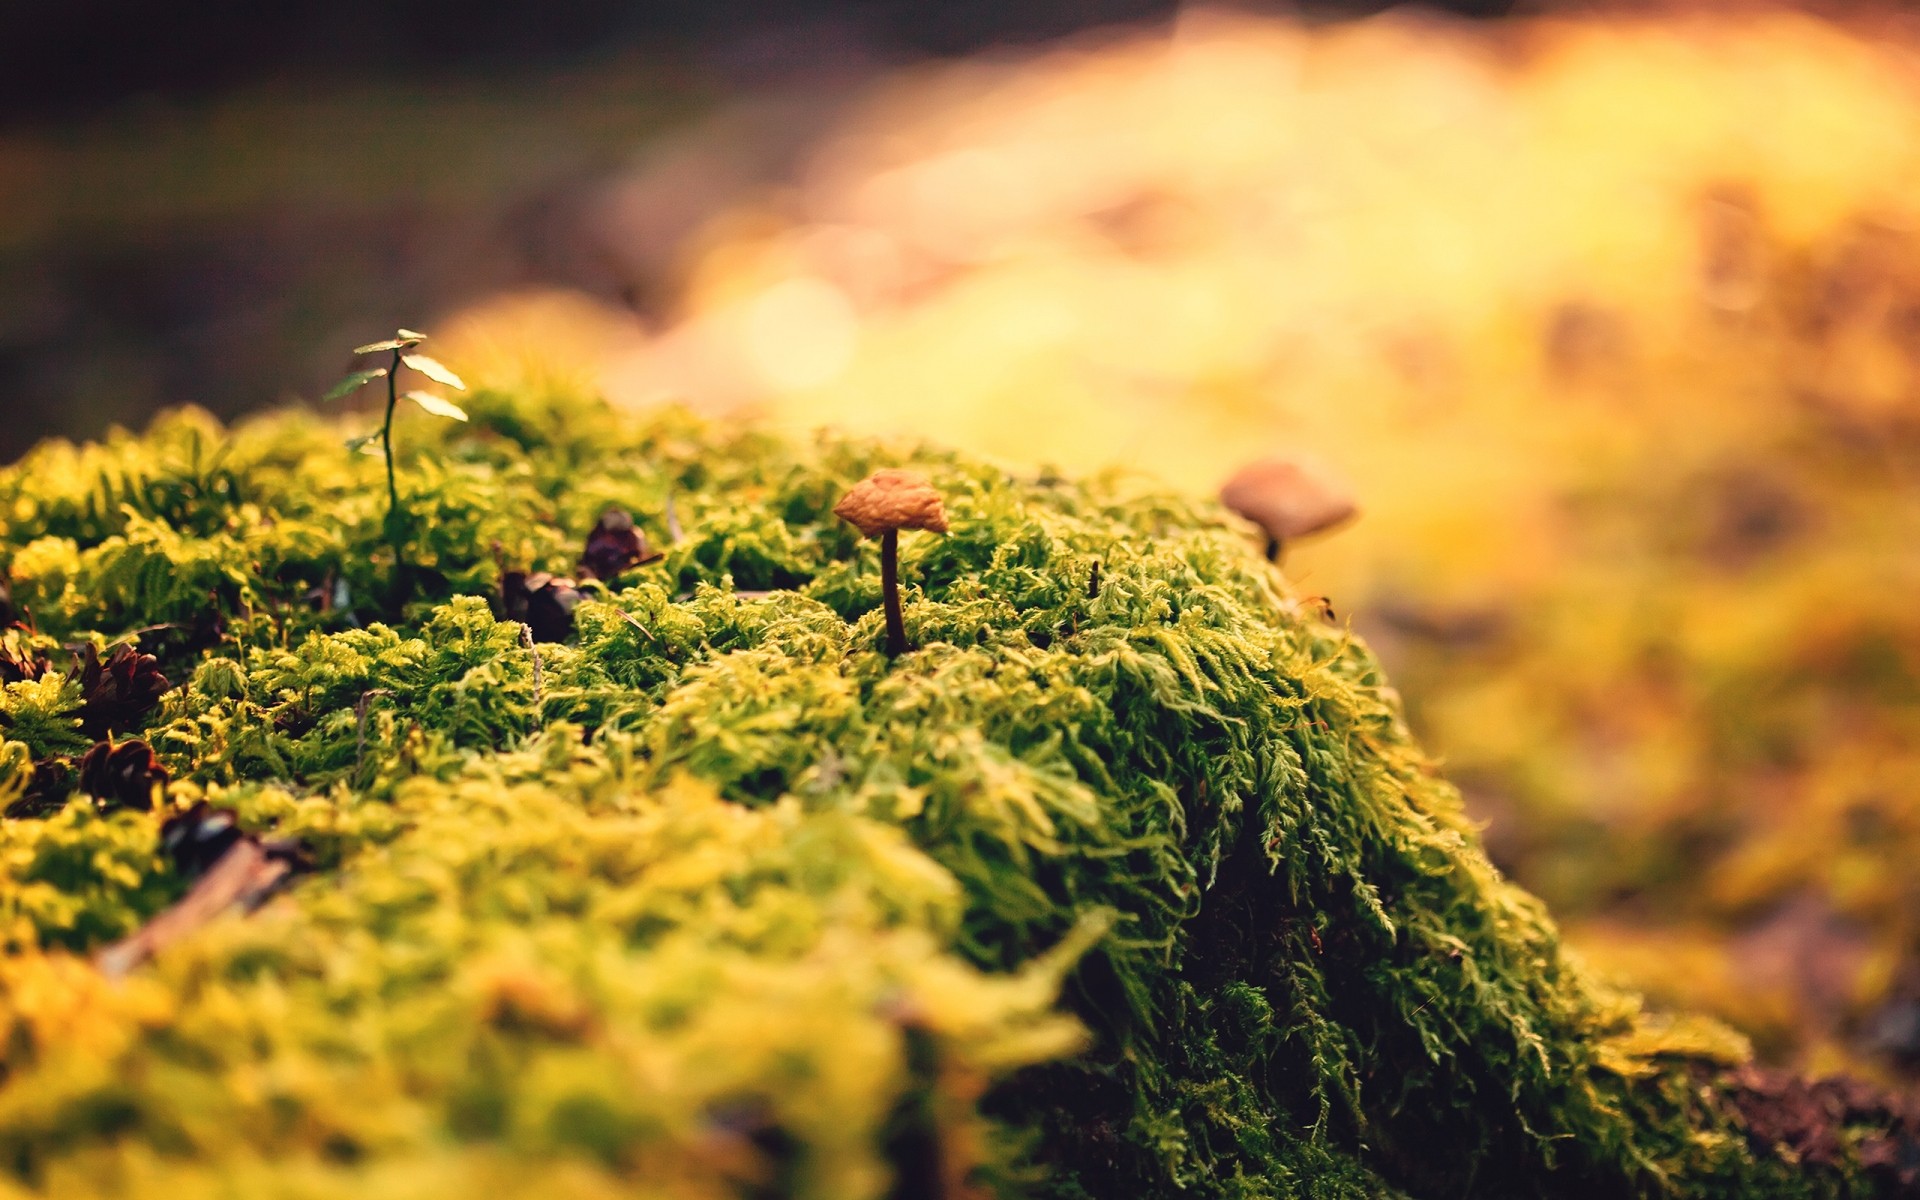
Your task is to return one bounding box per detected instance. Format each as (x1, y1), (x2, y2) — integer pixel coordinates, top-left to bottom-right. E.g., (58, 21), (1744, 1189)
(0, 632), (52, 685)
(879, 1018), (949, 1200)
(78, 738), (170, 812)
(577, 509), (662, 583)
(3, 757), (75, 819)
(702, 1096), (802, 1200)
(1721, 1065), (1920, 1190)
(70, 644), (170, 737)
(500, 571), (582, 644)
(160, 801), (246, 878)
(158, 802), (311, 882)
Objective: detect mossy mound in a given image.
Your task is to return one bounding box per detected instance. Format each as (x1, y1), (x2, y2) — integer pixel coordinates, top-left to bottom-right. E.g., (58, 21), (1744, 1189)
(481, 13), (1920, 1072)
(0, 391), (1902, 1197)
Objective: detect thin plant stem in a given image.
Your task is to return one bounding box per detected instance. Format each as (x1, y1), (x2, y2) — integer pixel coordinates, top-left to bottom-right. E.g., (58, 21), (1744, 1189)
(383, 347), (408, 604)
(383, 349), (402, 530)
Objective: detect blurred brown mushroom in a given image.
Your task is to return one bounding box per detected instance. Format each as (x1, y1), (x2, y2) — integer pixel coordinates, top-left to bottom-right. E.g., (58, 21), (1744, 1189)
(1219, 456), (1358, 563)
(833, 469), (949, 657)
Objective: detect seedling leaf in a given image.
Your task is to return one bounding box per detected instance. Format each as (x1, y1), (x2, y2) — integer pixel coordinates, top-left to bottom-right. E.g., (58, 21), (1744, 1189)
(322, 368), (388, 402)
(353, 329), (426, 355)
(344, 433), (386, 457)
(406, 392), (469, 422)
(401, 354), (467, 390)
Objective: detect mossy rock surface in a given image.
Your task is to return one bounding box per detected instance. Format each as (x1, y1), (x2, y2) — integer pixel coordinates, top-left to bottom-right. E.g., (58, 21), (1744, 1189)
(0, 391), (1905, 1197)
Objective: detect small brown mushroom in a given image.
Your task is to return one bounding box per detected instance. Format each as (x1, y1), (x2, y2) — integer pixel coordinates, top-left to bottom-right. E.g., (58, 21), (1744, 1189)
(1219, 456), (1358, 563)
(832, 469), (949, 657)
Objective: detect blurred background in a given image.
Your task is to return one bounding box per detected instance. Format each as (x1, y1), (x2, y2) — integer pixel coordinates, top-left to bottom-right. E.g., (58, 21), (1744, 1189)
(7, 1), (1920, 1082)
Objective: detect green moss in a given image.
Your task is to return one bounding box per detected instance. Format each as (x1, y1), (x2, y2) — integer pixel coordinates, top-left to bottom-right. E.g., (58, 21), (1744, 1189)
(0, 390), (1870, 1196)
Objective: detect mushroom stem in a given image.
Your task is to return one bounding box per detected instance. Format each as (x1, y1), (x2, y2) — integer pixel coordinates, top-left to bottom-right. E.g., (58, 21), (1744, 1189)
(881, 528), (907, 657)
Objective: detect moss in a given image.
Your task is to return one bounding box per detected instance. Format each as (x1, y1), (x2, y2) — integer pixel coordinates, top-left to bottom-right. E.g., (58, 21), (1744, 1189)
(0, 390), (1890, 1196)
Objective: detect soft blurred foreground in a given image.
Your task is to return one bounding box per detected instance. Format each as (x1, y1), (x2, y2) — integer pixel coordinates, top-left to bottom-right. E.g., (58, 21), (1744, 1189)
(435, 10), (1920, 1080)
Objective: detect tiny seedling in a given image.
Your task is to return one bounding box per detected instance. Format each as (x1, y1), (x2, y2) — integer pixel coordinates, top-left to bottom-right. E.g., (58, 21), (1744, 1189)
(322, 329), (468, 602)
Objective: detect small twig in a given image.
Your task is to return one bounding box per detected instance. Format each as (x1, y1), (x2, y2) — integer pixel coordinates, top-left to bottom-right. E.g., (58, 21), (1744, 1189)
(520, 623), (544, 712)
(1087, 560), (1101, 599)
(115, 623), (182, 643)
(616, 608), (660, 645)
(663, 491), (684, 544)
(355, 688), (392, 767)
(96, 842), (293, 978)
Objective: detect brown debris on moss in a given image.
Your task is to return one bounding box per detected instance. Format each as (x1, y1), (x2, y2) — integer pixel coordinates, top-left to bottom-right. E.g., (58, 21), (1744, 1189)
(71, 643), (169, 737)
(501, 570), (584, 643)
(577, 508), (663, 584)
(1722, 1066), (1920, 1191)
(159, 801), (248, 878)
(98, 805), (313, 977)
(76, 737), (169, 812)
(1, 756), (74, 819)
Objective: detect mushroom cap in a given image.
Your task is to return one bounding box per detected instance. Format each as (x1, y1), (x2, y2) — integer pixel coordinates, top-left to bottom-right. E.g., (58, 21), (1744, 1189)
(833, 469), (950, 539)
(1219, 457), (1359, 543)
